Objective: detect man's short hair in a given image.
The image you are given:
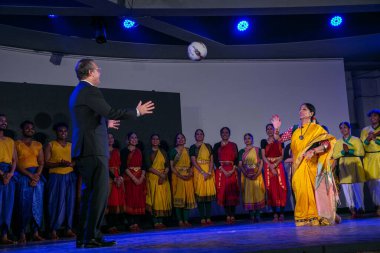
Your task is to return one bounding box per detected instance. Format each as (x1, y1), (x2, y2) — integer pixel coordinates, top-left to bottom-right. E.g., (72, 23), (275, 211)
(20, 120), (34, 129)
(75, 58), (95, 80)
(53, 122), (69, 132)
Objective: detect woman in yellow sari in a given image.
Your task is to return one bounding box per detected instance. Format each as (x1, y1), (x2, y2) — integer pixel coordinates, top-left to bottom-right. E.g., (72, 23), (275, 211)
(333, 122), (365, 218)
(238, 133), (265, 222)
(272, 103), (339, 226)
(169, 133), (196, 227)
(190, 129), (216, 225)
(145, 134), (172, 229)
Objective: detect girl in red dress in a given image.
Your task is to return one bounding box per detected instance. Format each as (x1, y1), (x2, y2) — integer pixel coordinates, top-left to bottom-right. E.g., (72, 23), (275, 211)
(106, 133), (125, 233)
(213, 127), (239, 224)
(121, 132), (146, 231)
(261, 124), (287, 222)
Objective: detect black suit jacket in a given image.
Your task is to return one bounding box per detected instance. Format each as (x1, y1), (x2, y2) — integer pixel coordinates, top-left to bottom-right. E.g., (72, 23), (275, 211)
(69, 81), (136, 158)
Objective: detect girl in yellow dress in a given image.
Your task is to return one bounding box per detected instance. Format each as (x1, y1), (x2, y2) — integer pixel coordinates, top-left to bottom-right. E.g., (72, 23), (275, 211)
(169, 133), (196, 227)
(238, 133), (265, 222)
(145, 134), (172, 229)
(189, 129), (216, 225)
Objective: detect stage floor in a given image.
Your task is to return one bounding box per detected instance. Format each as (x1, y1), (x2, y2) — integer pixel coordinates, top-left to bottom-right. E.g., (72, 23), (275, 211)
(2, 215), (380, 253)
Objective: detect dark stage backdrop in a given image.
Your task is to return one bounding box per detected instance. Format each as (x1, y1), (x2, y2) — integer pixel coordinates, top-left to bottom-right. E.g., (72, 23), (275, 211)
(0, 81), (182, 151)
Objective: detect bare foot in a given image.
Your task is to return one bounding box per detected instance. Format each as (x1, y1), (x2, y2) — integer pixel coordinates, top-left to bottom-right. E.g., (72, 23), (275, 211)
(65, 230), (76, 238)
(51, 231), (59, 240)
(18, 233), (26, 244)
(335, 214), (342, 224)
(32, 233), (45, 241)
(178, 221), (186, 227)
(1, 236), (16, 245)
(107, 227), (119, 234)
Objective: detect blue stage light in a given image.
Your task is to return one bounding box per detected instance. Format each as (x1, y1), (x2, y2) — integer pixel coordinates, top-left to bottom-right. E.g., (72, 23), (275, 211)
(48, 14), (57, 18)
(237, 20), (249, 32)
(123, 19), (136, 29)
(330, 16), (343, 27)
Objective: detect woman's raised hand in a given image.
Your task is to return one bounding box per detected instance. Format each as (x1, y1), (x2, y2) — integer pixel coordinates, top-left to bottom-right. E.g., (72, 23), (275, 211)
(271, 114), (281, 129)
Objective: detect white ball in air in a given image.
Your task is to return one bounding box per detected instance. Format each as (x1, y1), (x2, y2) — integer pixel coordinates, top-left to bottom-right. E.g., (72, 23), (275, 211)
(187, 42), (207, 61)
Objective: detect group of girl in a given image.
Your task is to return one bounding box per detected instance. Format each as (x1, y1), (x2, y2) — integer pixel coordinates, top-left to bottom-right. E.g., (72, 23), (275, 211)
(107, 124), (291, 231)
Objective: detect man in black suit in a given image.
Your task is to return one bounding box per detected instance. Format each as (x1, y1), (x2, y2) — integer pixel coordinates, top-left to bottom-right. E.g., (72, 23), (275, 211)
(69, 58), (154, 248)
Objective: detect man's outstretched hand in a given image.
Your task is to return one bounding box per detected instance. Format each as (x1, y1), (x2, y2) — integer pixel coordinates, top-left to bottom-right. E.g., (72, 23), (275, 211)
(137, 101), (155, 116)
(108, 120), (120, 129)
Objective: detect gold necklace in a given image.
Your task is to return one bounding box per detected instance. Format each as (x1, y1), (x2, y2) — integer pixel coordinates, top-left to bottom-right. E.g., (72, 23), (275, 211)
(299, 122), (311, 140)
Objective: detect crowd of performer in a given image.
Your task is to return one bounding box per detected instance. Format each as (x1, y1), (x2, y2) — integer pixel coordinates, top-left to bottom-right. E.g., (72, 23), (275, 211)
(0, 106), (379, 244)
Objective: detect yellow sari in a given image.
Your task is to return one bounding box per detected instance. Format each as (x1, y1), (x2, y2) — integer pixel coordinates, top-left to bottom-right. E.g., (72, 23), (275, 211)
(291, 123), (337, 226)
(172, 148), (196, 209)
(240, 147), (265, 210)
(146, 149), (172, 217)
(193, 144), (216, 201)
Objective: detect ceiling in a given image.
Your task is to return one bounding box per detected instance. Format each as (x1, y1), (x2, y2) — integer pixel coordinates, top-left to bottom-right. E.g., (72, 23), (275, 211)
(0, 0), (380, 69)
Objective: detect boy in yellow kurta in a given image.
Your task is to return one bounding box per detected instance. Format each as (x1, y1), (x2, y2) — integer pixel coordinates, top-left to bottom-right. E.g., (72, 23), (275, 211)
(360, 109), (380, 216)
(44, 123), (76, 239)
(15, 120), (45, 243)
(333, 122), (366, 218)
(0, 114), (17, 244)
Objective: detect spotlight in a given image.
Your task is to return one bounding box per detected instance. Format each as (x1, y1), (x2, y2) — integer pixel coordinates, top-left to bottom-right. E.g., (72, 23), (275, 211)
(93, 18), (107, 44)
(122, 18), (136, 29)
(330, 16), (343, 27)
(237, 20), (249, 32)
(48, 14), (57, 18)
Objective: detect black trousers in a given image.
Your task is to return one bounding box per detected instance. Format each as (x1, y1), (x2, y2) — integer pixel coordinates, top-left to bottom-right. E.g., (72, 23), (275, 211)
(75, 156), (109, 242)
